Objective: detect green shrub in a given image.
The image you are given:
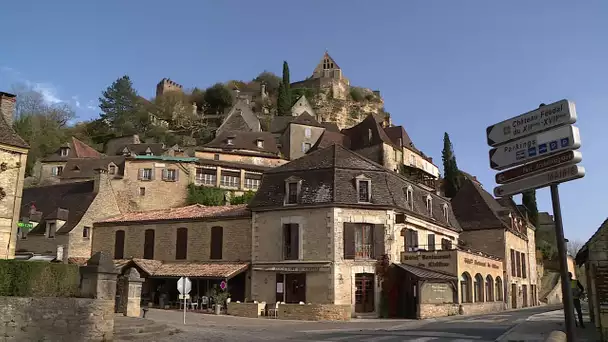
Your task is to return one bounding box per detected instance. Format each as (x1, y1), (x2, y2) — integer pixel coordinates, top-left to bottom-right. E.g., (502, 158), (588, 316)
(230, 191), (256, 205)
(0, 260), (79, 297)
(187, 184), (226, 206)
(349, 87), (365, 102)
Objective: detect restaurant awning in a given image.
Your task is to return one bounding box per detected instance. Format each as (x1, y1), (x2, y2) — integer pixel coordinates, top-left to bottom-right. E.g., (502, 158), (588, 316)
(394, 263), (457, 281)
(114, 258), (249, 279)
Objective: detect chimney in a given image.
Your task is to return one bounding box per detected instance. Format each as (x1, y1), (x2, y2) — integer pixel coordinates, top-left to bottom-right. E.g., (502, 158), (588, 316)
(0, 91), (17, 127)
(93, 168), (108, 193)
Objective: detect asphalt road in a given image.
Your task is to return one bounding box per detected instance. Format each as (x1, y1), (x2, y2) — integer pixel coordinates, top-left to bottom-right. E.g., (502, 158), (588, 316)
(145, 306), (558, 342)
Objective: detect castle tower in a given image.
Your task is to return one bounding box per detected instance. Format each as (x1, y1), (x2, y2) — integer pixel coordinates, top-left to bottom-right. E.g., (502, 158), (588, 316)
(156, 78), (183, 98)
(311, 51), (348, 85)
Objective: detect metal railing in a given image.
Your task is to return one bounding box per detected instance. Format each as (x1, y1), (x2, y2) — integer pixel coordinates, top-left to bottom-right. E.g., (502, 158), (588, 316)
(355, 244), (373, 259)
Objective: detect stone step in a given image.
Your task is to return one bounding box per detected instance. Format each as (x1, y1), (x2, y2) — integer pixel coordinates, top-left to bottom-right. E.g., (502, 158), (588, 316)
(114, 328), (181, 341)
(115, 322), (170, 335)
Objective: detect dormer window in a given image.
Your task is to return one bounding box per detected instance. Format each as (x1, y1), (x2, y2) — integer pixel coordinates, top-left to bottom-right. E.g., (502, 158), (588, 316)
(286, 182), (299, 204)
(108, 164), (116, 175)
(227, 138), (234, 145)
(405, 186), (413, 208)
(145, 147), (153, 156)
(122, 147), (130, 156)
(443, 204), (449, 221)
(356, 175), (371, 203)
(256, 139), (264, 148)
(426, 195), (433, 215)
(60, 148), (69, 157)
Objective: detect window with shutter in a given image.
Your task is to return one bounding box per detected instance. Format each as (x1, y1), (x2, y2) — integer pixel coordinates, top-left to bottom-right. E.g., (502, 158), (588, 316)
(210, 226), (223, 260)
(114, 230), (125, 259)
(522, 253), (527, 279)
(427, 234), (435, 251)
(510, 249), (516, 277)
(283, 224), (299, 260)
(176, 228), (188, 260)
(144, 229), (155, 259)
(373, 224), (384, 258)
(343, 223), (355, 259)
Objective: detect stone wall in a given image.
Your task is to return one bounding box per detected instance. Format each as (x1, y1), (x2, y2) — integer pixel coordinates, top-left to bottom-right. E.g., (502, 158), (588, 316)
(92, 217), (251, 261)
(0, 147), (28, 259)
(419, 303), (460, 319)
(195, 150), (286, 167)
(227, 302), (265, 318)
(0, 297), (114, 341)
(460, 302), (504, 315)
(286, 123), (325, 160)
(278, 303), (350, 321)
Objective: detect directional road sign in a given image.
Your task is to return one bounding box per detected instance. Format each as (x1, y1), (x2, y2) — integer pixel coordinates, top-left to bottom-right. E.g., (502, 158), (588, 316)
(486, 99), (576, 147)
(489, 125), (580, 171)
(495, 150), (582, 184)
(494, 164), (585, 197)
(177, 277), (191, 295)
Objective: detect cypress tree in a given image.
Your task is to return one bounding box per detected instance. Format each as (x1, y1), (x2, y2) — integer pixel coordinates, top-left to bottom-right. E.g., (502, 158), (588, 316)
(282, 61), (291, 94)
(522, 190), (539, 227)
(277, 82), (291, 116)
(442, 132), (461, 198)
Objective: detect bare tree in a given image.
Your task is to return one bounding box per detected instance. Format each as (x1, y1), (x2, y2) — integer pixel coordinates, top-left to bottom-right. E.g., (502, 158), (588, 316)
(567, 239), (584, 257)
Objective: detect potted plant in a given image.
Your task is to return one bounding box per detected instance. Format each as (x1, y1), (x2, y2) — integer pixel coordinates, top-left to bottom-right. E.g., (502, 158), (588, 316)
(210, 287), (230, 315)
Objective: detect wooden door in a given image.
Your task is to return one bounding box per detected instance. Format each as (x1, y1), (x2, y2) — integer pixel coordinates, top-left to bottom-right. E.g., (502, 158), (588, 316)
(511, 284), (517, 308)
(355, 273), (375, 313)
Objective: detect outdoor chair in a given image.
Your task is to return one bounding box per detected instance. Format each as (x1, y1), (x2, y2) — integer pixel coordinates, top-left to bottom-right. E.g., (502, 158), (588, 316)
(267, 302), (279, 318)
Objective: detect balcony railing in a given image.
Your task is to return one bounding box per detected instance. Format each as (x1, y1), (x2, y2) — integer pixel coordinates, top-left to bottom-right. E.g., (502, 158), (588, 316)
(355, 244), (373, 259)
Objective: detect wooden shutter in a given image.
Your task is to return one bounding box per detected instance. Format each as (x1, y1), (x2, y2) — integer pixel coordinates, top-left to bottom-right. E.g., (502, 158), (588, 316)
(343, 223), (355, 259)
(291, 224), (299, 259)
(144, 229), (155, 259)
(373, 224), (385, 258)
(150, 168), (155, 180)
(175, 169), (180, 181)
(176, 228), (188, 260)
(138, 168), (143, 180)
(412, 230), (419, 249)
(427, 234), (435, 251)
(210, 226), (223, 260)
(114, 230), (125, 259)
(162, 169), (168, 180)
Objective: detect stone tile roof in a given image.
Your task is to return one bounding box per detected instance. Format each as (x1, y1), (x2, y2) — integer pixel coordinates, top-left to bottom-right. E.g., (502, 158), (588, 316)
(383, 126), (420, 153)
(395, 263), (457, 280)
(0, 113), (28, 149)
(341, 114), (400, 150)
(115, 258), (248, 279)
(42, 137), (101, 162)
(61, 156), (125, 180)
(96, 204), (249, 225)
(216, 101), (261, 136)
(121, 143), (165, 156)
(576, 217), (608, 265)
(451, 178), (527, 240)
(202, 131), (280, 156)
(251, 144), (461, 232)
(22, 181), (99, 235)
(290, 112), (325, 128)
(269, 116), (294, 133)
(320, 121), (340, 132)
(0, 92), (29, 148)
(309, 130), (350, 152)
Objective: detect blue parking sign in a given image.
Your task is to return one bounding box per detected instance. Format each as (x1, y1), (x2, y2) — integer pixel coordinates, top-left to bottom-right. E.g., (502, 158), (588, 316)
(528, 147), (537, 157)
(561, 137), (569, 148)
(538, 143), (548, 154)
(549, 140), (558, 151)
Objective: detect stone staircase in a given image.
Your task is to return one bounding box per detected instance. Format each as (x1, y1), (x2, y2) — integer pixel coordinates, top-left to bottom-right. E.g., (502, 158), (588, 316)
(114, 315), (182, 341)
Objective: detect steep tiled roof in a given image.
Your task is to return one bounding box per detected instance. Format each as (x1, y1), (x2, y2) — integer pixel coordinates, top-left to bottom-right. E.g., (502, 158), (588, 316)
(202, 131), (280, 156)
(341, 114), (400, 150)
(395, 263), (457, 280)
(290, 112), (324, 128)
(383, 126), (420, 153)
(451, 178), (507, 231)
(251, 144), (460, 232)
(121, 143), (165, 156)
(115, 259), (248, 279)
(97, 204), (249, 225)
(216, 101), (261, 136)
(576, 217), (608, 265)
(270, 116), (295, 133)
(61, 156), (125, 180)
(22, 181), (99, 235)
(42, 137), (101, 162)
(320, 122), (340, 132)
(0, 99), (29, 149)
(309, 130), (350, 152)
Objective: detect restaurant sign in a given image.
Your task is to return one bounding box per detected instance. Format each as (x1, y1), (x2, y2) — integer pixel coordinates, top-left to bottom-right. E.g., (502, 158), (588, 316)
(402, 252), (453, 270)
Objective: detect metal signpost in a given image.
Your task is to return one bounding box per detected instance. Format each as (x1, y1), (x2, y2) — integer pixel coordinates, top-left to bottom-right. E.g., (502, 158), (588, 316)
(177, 276), (192, 325)
(486, 100), (584, 342)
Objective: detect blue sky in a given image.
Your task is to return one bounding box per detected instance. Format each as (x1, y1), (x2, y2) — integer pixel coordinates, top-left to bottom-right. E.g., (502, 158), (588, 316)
(1, 1), (606, 242)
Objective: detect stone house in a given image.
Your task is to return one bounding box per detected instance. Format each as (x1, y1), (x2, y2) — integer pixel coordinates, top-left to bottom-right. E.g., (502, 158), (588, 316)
(0, 91), (29, 259)
(195, 131), (287, 167)
(384, 125), (440, 180)
(290, 95), (316, 118)
(92, 204), (252, 304)
(451, 178), (539, 309)
(576, 218), (608, 339)
(16, 169), (120, 260)
(36, 136), (101, 184)
(248, 144), (463, 318)
(215, 100), (261, 137)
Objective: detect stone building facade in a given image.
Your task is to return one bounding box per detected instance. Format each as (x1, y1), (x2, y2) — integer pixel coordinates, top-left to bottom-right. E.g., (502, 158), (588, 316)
(248, 144), (462, 317)
(452, 178), (539, 309)
(36, 136), (101, 184)
(195, 131), (287, 167)
(0, 91), (29, 259)
(16, 170), (121, 259)
(92, 204), (252, 303)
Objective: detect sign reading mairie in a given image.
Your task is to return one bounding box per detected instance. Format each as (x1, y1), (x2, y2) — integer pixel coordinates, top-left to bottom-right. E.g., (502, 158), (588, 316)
(486, 99), (576, 147)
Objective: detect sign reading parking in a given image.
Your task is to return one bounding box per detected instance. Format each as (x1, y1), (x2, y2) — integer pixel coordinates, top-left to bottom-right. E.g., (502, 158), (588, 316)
(488, 125), (581, 171)
(486, 99), (576, 147)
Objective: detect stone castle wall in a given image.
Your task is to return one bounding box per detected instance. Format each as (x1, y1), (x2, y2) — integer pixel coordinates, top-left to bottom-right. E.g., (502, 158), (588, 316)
(0, 296), (114, 342)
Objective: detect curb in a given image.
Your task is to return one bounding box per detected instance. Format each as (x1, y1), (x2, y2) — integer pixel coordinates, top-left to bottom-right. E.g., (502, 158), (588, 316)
(494, 307), (564, 342)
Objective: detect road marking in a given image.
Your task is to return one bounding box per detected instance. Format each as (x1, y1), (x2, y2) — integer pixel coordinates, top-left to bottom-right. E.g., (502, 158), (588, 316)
(358, 336), (396, 341)
(405, 338), (439, 342)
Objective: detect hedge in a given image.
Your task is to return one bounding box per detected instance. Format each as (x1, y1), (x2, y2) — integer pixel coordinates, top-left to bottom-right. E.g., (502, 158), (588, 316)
(0, 260), (80, 297)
